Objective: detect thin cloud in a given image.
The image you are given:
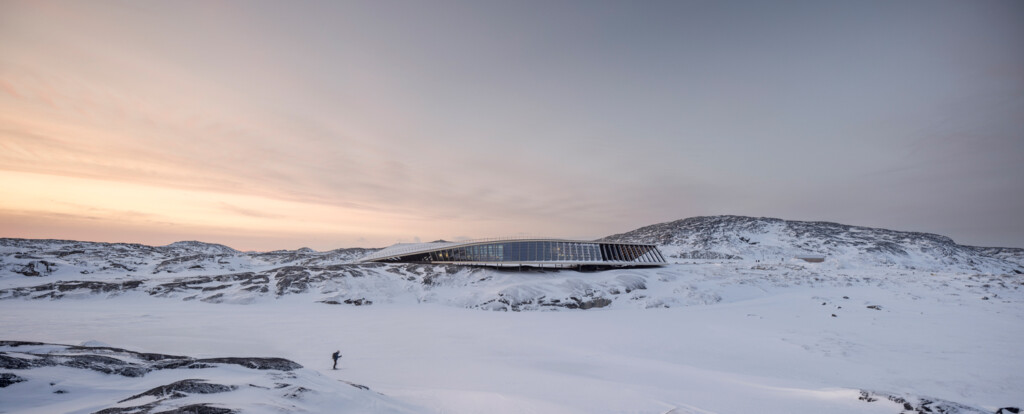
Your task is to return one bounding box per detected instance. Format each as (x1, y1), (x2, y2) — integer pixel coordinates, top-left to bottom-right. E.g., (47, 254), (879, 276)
(218, 203), (284, 220)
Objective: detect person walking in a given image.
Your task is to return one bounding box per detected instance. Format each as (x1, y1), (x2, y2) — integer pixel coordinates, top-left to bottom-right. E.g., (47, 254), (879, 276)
(332, 350), (341, 370)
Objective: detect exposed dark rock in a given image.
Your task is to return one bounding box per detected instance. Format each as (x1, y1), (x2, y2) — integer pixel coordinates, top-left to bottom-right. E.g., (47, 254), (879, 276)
(559, 296), (612, 310)
(15, 260), (58, 276)
(274, 267), (318, 295)
(153, 254), (237, 274)
(579, 297), (612, 309)
(0, 280), (143, 300)
(282, 386), (311, 399)
(104, 262), (137, 272)
(2, 349), (151, 376)
(0, 354), (34, 369)
(200, 293), (225, 303)
(154, 404), (236, 414)
(95, 403), (237, 414)
(341, 380), (370, 391)
(0, 341), (302, 375)
(54, 249), (86, 258)
(118, 379), (236, 403)
(997, 408), (1020, 414)
(322, 296), (380, 307)
(93, 402), (160, 414)
(147, 273), (266, 297)
(242, 284), (269, 293)
(67, 280), (142, 292)
(59, 354), (150, 377)
(65, 345), (187, 362)
(857, 390), (991, 413)
(867, 305), (882, 310)
(195, 357), (302, 371)
(0, 372), (26, 387)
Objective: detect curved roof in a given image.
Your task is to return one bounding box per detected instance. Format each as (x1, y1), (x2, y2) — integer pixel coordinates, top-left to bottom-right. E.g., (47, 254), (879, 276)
(360, 237), (666, 268)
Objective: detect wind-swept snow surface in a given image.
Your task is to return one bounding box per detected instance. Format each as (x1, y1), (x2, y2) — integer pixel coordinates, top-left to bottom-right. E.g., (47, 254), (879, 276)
(3, 265), (1021, 413)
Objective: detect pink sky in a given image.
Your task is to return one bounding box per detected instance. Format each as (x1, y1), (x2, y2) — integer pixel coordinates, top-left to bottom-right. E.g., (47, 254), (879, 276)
(2, 1), (1022, 250)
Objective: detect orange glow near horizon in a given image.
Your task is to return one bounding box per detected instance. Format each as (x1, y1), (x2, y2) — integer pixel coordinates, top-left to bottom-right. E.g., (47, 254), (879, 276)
(0, 171), (421, 250)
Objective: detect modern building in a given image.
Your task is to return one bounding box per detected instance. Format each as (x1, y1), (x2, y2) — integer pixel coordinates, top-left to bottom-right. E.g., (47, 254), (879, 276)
(795, 255), (826, 263)
(360, 238), (667, 269)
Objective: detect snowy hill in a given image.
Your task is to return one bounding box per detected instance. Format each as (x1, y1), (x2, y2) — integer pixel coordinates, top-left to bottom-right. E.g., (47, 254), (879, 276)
(4, 216), (1021, 282)
(0, 238), (378, 284)
(162, 240), (240, 256)
(601, 215), (1024, 273)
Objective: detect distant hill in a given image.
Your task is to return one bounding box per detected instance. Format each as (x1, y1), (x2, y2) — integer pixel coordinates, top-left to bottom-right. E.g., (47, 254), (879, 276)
(0, 217), (1021, 311)
(0, 238), (378, 279)
(600, 215), (1024, 273)
(3, 216), (1022, 278)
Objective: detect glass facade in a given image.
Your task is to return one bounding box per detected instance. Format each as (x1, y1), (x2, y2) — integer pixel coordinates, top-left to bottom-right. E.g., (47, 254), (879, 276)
(389, 240), (665, 266)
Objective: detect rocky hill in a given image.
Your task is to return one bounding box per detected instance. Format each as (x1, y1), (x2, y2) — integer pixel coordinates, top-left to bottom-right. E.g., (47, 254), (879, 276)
(601, 216), (1024, 273)
(5, 216), (1021, 279)
(0, 238), (377, 283)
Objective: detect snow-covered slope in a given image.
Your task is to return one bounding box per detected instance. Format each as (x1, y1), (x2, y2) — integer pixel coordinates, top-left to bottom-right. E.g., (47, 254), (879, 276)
(2, 261), (1019, 314)
(601, 215), (1024, 273)
(0, 340), (420, 414)
(2, 270), (1020, 413)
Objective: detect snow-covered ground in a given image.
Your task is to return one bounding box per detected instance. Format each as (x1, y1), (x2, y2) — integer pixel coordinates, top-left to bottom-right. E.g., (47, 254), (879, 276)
(2, 262), (1021, 413)
(2, 216), (1023, 413)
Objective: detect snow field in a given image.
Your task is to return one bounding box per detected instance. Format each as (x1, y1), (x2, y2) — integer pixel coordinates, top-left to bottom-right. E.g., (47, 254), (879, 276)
(2, 265), (1021, 413)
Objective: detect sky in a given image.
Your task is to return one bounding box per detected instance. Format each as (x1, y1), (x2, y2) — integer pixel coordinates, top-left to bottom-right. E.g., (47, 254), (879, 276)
(1, 0), (1022, 251)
